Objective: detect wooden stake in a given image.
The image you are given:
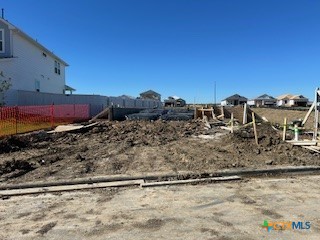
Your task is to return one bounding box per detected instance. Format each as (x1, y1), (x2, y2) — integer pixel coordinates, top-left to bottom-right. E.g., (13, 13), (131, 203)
(220, 106), (224, 119)
(282, 117), (287, 141)
(302, 102), (315, 126)
(211, 107), (216, 120)
(252, 112), (258, 145)
(243, 103), (247, 124)
(231, 112), (234, 133)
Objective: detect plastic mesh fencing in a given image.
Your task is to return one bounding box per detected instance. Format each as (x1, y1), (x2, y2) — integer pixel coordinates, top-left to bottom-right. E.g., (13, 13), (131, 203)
(0, 104), (90, 137)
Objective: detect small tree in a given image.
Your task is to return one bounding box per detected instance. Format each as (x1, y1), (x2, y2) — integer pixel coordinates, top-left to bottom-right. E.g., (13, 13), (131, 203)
(0, 79), (11, 106)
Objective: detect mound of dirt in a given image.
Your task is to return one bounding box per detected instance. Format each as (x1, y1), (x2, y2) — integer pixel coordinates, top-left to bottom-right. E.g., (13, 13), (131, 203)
(232, 122), (281, 146)
(81, 120), (208, 147)
(0, 136), (29, 154)
(0, 120), (318, 184)
(0, 159), (36, 179)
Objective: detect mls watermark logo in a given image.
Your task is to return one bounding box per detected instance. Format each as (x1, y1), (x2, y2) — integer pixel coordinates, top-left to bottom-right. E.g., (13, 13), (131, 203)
(262, 220), (311, 232)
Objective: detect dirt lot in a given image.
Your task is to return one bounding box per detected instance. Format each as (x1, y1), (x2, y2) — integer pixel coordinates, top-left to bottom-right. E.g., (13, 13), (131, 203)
(0, 109), (319, 239)
(1, 175), (319, 240)
(0, 118), (319, 184)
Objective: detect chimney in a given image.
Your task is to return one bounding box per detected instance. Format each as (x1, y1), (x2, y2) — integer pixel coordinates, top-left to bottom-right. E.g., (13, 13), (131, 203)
(1, 9), (4, 19)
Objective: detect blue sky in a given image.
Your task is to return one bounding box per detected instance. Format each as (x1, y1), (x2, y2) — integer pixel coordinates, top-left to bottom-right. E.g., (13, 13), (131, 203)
(2, 0), (320, 103)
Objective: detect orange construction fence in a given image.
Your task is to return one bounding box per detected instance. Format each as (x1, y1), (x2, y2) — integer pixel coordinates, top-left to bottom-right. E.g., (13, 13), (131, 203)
(0, 104), (90, 137)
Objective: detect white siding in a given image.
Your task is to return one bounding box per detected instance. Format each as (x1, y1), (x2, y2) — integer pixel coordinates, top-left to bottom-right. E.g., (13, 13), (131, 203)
(221, 100), (228, 106)
(289, 99), (295, 106)
(1, 32), (66, 94)
(277, 100), (284, 106)
(247, 100), (255, 106)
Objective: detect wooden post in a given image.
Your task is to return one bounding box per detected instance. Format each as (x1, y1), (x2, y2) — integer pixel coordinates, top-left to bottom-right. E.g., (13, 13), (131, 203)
(243, 103), (247, 124)
(252, 112), (258, 145)
(211, 107), (215, 120)
(50, 104), (54, 128)
(15, 106), (18, 134)
(220, 106), (224, 119)
(201, 107), (205, 120)
(231, 112), (234, 133)
(282, 117), (287, 141)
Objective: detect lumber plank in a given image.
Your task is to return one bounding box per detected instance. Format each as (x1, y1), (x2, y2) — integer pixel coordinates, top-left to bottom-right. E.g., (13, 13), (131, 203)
(302, 146), (320, 153)
(286, 140), (318, 146)
(141, 176), (241, 187)
(283, 117), (287, 141)
(0, 180), (144, 197)
(220, 126), (233, 132)
(302, 102), (315, 126)
(252, 112), (258, 145)
(231, 112), (234, 133)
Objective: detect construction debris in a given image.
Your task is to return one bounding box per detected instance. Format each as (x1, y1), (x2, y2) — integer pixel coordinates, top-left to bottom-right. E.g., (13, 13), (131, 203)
(48, 122), (98, 133)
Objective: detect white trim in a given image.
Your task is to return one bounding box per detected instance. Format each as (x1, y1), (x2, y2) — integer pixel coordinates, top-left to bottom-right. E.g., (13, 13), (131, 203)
(0, 29), (4, 53)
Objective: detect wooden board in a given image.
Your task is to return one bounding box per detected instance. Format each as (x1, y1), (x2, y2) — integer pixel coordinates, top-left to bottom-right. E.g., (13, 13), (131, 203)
(0, 180), (144, 197)
(302, 146), (320, 153)
(286, 140), (318, 146)
(141, 176), (241, 187)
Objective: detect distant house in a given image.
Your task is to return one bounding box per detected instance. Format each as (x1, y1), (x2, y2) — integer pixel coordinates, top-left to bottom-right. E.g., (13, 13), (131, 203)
(0, 17), (71, 95)
(221, 94), (247, 106)
(247, 94), (276, 107)
(119, 94), (135, 99)
(164, 96), (186, 107)
(276, 94), (308, 107)
(139, 90), (161, 101)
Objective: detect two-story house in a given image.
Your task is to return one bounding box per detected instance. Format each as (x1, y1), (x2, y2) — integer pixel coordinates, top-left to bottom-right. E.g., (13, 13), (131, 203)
(0, 17), (69, 95)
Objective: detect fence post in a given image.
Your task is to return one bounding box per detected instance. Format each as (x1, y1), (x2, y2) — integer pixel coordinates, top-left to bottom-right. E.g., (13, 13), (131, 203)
(15, 106), (18, 134)
(50, 104), (54, 128)
(73, 104), (76, 120)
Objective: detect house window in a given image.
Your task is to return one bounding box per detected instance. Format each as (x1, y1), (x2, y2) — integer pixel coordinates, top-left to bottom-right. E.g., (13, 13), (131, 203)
(0, 29), (4, 53)
(54, 60), (61, 75)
